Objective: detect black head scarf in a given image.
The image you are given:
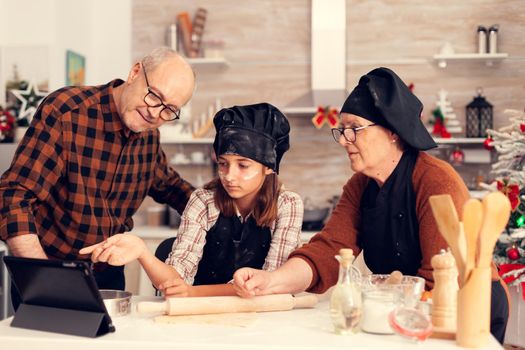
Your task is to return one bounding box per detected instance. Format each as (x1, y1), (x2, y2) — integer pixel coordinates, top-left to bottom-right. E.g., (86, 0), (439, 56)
(213, 103), (290, 173)
(341, 67), (436, 150)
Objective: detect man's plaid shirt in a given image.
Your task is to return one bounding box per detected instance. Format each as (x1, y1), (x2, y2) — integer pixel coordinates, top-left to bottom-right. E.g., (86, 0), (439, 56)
(0, 79), (194, 259)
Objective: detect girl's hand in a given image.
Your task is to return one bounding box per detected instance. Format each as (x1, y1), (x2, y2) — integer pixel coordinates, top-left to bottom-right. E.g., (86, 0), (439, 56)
(158, 278), (193, 297)
(79, 234), (146, 266)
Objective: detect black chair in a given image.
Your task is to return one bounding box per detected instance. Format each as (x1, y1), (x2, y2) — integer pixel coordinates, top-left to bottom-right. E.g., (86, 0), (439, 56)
(153, 237), (177, 296)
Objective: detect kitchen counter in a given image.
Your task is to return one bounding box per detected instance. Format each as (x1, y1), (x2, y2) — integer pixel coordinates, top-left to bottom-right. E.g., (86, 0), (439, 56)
(0, 296), (502, 350)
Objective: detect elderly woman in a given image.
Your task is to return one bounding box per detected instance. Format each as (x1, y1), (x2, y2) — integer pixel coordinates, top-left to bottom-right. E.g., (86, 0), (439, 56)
(234, 67), (509, 343)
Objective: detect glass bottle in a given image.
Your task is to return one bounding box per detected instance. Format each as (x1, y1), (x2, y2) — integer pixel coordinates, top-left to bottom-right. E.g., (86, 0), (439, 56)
(329, 248), (362, 334)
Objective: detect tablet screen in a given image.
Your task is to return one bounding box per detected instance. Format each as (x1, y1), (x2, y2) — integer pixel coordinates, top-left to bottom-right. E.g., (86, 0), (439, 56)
(4, 256), (107, 313)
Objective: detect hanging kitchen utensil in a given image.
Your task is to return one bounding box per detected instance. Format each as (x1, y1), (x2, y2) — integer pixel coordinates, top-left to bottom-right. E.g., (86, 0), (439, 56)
(462, 198), (483, 281)
(428, 195), (466, 284)
(477, 191), (511, 268)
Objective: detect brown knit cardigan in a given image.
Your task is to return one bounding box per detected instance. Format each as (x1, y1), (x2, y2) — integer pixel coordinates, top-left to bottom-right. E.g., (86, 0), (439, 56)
(290, 152), (504, 293)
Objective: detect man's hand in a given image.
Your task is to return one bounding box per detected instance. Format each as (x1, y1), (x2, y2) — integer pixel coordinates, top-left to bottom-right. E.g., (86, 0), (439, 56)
(79, 234), (146, 266)
(158, 278), (193, 297)
(233, 268), (274, 298)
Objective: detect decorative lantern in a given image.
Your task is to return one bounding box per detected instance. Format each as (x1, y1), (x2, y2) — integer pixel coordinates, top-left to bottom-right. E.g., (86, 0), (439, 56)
(465, 88), (493, 138)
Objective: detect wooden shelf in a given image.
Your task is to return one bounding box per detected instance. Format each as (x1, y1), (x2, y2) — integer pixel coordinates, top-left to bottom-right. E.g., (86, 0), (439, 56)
(187, 57), (229, 69)
(433, 53), (508, 68)
(160, 137), (214, 145)
(433, 137), (486, 144)
(282, 107), (317, 115)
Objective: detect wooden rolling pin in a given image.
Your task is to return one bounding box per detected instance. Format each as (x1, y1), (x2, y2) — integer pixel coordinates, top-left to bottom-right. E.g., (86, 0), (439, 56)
(137, 294), (318, 316)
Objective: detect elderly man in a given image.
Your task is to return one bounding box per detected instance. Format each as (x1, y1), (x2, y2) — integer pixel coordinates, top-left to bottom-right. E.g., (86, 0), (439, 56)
(0, 47), (196, 308)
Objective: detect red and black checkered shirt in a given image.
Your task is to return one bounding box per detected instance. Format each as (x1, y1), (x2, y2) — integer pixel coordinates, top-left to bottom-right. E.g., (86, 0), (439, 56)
(0, 79), (194, 259)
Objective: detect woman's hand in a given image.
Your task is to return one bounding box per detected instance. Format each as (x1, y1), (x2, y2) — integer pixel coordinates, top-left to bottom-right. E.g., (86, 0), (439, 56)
(79, 234), (146, 266)
(233, 268), (273, 297)
(158, 278), (193, 297)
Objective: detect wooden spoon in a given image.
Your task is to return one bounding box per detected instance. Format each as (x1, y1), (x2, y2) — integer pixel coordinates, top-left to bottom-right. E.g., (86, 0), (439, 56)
(477, 192), (511, 268)
(457, 222), (468, 280)
(462, 198), (483, 282)
(428, 195), (465, 284)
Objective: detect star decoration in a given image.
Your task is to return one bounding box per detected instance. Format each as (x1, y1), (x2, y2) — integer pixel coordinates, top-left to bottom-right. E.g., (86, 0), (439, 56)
(10, 81), (47, 122)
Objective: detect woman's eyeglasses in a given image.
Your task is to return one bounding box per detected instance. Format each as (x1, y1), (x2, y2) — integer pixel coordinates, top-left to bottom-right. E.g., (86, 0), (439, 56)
(331, 124), (377, 143)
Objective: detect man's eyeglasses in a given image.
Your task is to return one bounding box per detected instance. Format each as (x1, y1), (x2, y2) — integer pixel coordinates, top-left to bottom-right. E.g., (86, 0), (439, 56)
(331, 124), (377, 143)
(142, 62), (180, 121)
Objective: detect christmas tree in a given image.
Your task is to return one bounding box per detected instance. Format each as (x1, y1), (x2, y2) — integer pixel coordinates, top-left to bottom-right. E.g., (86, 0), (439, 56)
(484, 109), (525, 289)
(428, 89), (462, 138)
(436, 89), (462, 134)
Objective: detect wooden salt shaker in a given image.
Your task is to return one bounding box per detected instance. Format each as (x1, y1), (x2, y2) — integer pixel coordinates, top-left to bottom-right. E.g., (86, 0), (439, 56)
(431, 249), (458, 333)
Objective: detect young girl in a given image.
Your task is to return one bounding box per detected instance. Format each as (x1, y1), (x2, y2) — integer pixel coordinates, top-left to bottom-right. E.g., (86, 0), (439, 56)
(80, 103), (303, 297)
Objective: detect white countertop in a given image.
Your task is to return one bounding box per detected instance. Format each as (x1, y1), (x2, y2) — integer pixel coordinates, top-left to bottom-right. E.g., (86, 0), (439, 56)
(0, 297), (502, 350)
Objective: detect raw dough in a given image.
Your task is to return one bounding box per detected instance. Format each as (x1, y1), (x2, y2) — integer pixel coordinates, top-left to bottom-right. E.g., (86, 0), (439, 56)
(154, 312), (257, 328)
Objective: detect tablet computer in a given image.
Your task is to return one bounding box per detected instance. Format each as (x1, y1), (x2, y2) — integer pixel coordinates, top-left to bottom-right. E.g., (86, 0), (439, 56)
(3, 256), (115, 337)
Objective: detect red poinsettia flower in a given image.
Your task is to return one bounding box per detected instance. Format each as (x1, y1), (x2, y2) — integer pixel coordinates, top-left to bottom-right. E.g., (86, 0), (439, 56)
(497, 180), (521, 211)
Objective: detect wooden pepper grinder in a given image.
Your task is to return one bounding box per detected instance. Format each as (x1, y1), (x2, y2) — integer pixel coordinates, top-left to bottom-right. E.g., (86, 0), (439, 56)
(431, 249), (458, 333)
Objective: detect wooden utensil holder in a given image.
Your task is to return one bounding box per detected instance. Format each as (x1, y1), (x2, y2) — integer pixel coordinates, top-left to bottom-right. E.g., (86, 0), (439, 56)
(456, 267), (491, 348)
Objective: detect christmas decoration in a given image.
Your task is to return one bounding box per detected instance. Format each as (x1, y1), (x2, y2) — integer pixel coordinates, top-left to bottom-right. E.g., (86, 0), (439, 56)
(483, 136), (494, 150)
(482, 108), (525, 293)
(430, 108), (451, 138)
(449, 146), (465, 166)
(312, 106), (338, 129)
(0, 106), (16, 143)
(466, 88), (493, 138)
(436, 89), (462, 133)
(499, 264), (525, 299)
(428, 89), (461, 137)
(497, 180), (521, 211)
(9, 80), (47, 125)
(508, 246), (521, 260)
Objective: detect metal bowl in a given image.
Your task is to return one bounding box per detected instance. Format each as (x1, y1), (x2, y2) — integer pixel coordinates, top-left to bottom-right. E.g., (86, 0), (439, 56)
(100, 289), (132, 317)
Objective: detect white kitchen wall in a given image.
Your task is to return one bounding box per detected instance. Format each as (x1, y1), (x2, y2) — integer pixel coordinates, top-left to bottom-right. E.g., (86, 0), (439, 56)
(0, 0), (132, 104)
